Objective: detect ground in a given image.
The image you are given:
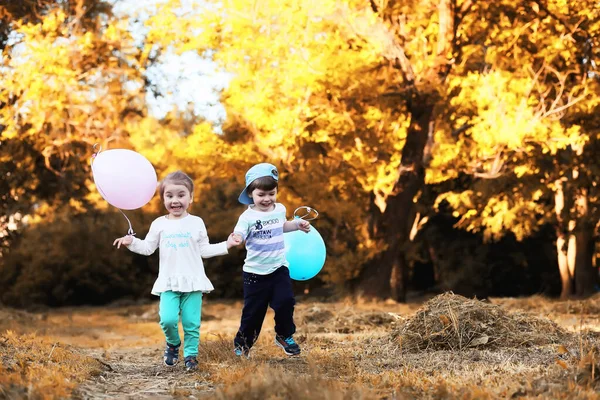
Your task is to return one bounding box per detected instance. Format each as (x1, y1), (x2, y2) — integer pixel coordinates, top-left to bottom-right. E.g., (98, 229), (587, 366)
(0, 293), (599, 399)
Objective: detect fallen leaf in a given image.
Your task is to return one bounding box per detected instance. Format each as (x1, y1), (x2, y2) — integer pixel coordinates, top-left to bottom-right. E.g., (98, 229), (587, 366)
(556, 359), (568, 370)
(439, 315), (450, 326)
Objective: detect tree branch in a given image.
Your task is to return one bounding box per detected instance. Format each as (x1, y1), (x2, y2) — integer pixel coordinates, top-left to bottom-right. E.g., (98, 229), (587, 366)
(451, 122), (472, 137)
(333, 3), (415, 84)
(471, 148), (506, 179)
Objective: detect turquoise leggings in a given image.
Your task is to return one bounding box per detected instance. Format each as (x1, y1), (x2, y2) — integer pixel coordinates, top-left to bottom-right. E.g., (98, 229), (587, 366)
(159, 291), (203, 358)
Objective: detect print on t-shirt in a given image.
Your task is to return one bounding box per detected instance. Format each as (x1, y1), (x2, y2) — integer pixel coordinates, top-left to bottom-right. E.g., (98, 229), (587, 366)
(251, 217), (281, 240)
(163, 231), (192, 250)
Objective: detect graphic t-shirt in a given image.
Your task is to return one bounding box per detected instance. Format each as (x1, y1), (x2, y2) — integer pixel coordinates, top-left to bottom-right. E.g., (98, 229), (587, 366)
(127, 214), (228, 295)
(233, 203), (288, 275)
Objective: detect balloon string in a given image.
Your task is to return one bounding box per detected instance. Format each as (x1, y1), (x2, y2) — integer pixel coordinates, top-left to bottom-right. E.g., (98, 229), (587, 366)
(294, 206), (319, 221)
(119, 209), (136, 236)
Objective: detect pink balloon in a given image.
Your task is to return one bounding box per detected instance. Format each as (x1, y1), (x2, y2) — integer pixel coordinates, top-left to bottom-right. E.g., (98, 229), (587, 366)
(92, 149), (157, 210)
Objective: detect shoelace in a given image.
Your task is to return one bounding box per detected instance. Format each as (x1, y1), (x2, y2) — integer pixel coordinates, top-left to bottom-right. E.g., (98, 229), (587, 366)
(284, 337), (296, 346)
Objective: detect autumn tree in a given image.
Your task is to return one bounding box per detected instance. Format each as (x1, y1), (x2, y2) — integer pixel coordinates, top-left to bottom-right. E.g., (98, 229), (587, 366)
(0, 0), (150, 254)
(141, 0), (599, 300)
(0, 1), (173, 304)
(0, 0), (113, 47)
(431, 1), (600, 298)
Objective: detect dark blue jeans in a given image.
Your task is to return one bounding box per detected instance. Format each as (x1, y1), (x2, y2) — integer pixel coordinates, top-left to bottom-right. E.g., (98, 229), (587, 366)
(234, 267), (296, 349)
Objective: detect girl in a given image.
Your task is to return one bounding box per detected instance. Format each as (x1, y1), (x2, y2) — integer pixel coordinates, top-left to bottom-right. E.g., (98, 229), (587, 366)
(113, 170), (241, 371)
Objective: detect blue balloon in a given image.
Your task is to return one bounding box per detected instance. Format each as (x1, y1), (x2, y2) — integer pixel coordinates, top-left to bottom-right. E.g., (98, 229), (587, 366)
(284, 224), (326, 281)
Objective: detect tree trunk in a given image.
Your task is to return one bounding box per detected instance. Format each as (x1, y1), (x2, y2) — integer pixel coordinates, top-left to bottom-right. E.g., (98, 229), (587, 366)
(556, 232), (573, 299)
(554, 173), (597, 298)
(573, 189), (597, 297)
(357, 101), (433, 301)
(555, 178), (576, 299)
(355, 0), (454, 301)
(574, 225), (596, 296)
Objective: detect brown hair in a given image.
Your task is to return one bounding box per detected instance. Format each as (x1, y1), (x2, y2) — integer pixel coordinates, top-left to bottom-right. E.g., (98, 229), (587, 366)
(246, 176), (278, 197)
(158, 171), (194, 201)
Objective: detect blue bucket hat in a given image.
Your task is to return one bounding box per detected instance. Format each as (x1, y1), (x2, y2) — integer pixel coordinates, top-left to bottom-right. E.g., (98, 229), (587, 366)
(238, 163), (279, 204)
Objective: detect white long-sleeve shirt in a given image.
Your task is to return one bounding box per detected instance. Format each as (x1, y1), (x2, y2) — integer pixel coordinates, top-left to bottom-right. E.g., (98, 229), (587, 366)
(127, 214), (228, 295)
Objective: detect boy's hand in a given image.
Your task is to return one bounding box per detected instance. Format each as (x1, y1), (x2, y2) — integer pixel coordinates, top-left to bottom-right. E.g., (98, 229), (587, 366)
(297, 219), (311, 233)
(227, 233), (243, 249)
(113, 235), (133, 249)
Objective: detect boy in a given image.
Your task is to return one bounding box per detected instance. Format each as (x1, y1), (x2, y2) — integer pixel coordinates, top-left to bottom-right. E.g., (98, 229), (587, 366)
(232, 163), (310, 357)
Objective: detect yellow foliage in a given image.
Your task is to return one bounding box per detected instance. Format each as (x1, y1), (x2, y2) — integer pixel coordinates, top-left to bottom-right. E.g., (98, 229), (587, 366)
(4, 0), (596, 286)
(137, 0), (600, 273)
(145, 0), (403, 184)
(436, 187), (549, 242)
(446, 70), (587, 157)
(0, 9), (145, 158)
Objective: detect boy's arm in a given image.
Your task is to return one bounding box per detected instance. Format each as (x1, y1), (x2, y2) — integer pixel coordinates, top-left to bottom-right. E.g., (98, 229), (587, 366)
(125, 221), (160, 255)
(283, 220), (299, 233)
(282, 204), (310, 233)
(283, 219), (311, 233)
(232, 214), (249, 241)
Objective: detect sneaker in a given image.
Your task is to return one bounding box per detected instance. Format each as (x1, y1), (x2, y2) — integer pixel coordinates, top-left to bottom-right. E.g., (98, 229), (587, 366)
(163, 342), (180, 366)
(233, 345), (250, 358)
(184, 356), (198, 372)
(275, 335), (301, 356)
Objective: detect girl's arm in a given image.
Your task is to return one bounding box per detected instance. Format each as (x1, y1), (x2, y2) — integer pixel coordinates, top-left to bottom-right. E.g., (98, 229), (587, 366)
(120, 221), (160, 255)
(197, 220), (229, 258)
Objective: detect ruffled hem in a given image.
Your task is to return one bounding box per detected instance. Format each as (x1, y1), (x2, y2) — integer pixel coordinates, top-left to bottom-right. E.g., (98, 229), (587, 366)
(151, 275), (214, 296)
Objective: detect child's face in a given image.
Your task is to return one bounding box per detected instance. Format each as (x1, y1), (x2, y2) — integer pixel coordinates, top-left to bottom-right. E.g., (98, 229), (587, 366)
(250, 187), (277, 212)
(163, 183), (192, 219)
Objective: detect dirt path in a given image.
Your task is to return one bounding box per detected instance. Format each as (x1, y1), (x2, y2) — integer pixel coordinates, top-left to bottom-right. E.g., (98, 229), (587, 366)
(75, 346), (215, 399)
(7, 296), (598, 399)
(61, 303), (243, 400)
(58, 300), (403, 399)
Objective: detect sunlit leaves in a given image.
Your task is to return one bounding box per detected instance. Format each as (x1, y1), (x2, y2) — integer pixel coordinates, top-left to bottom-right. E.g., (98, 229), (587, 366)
(427, 0), (599, 242)
(142, 0), (416, 282)
(0, 4), (154, 257)
(0, 9), (144, 155)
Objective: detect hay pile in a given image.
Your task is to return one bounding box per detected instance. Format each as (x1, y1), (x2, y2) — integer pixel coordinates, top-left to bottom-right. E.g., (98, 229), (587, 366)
(392, 293), (570, 352)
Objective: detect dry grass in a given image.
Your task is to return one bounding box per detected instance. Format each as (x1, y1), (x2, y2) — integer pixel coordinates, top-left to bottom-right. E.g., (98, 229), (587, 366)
(493, 293), (600, 315)
(1, 293), (599, 399)
(300, 304), (403, 334)
(0, 330), (106, 400)
(209, 365), (373, 400)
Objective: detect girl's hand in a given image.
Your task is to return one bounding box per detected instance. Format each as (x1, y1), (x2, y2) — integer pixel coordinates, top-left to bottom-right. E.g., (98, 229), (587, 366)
(297, 219), (311, 233)
(227, 233), (243, 249)
(113, 235), (134, 249)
